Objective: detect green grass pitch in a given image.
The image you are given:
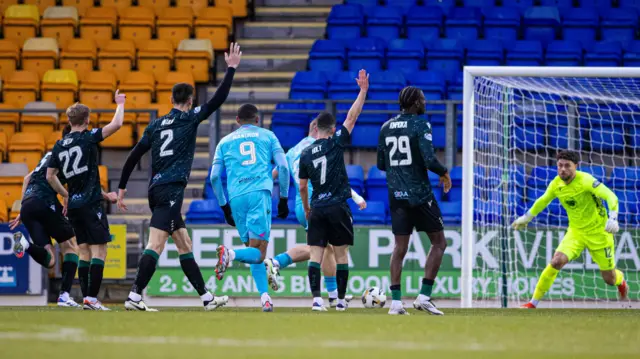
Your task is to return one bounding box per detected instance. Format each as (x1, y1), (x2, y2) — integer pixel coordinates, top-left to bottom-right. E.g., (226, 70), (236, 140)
(0, 307), (639, 359)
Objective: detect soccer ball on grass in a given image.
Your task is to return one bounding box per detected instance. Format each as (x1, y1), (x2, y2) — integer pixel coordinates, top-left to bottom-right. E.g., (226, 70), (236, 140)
(362, 287), (387, 308)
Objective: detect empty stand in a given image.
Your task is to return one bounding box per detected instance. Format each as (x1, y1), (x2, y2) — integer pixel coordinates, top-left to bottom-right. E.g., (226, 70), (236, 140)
(97, 40), (136, 82)
(194, 6), (233, 50)
(79, 71), (117, 106)
(79, 6), (118, 50)
(0, 163), (28, 211)
(9, 132), (45, 171)
(0, 40), (20, 78)
(3, 71), (40, 108)
(22, 38), (60, 78)
(157, 7), (194, 50)
(137, 39), (174, 79)
(21, 101), (58, 138)
(119, 71), (155, 106)
(156, 72), (194, 104)
(41, 69), (78, 108)
(175, 39), (213, 82)
(3, 5), (40, 47)
(119, 6), (156, 47)
(41, 6), (79, 49)
(60, 39), (97, 79)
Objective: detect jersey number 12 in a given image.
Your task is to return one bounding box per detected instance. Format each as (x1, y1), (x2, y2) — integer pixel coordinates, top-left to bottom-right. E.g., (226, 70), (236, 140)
(385, 136), (412, 166)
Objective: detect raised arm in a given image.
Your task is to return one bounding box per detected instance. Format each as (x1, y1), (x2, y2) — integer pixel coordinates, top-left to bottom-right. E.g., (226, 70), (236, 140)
(342, 69), (369, 134)
(102, 90), (126, 139)
(195, 43), (241, 122)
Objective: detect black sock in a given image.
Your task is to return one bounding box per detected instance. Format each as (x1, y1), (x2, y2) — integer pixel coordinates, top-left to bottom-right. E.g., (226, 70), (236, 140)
(88, 258), (105, 298)
(60, 253), (79, 294)
(131, 249), (159, 295)
(78, 260), (90, 298)
(179, 252), (207, 296)
(336, 264), (349, 300)
(26, 245), (51, 268)
(308, 261), (321, 298)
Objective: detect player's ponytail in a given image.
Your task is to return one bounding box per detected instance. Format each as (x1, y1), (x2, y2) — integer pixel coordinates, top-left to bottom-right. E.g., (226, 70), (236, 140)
(399, 86), (422, 113)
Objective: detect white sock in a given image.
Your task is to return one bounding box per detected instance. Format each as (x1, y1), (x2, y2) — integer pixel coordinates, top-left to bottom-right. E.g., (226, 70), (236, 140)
(337, 298), (346, 306)
(391, 300), (403, 308)
(128, 292), (142, 302)
(328, 290), (338, 299)
(86, 296), (97, 302)
(261, 293), (271, 305)
(59, 291), (69, 301)
(20, 237), (30, 250)
(313, 297), (323, 305)
(417, 294), (430, 302)
(201, 291), (213, 303)
(229, 248), (236, 261)
(531, 299), (540, 307)
(272, 258), (280, 268)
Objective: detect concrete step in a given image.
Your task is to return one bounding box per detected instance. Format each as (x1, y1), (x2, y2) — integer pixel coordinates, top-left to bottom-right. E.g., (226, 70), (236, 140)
(221, 71), (296, 86)
(226, 86), (290, 101)
(264, 0), (341, 6)
(254, 6), (330, 21)
(242, 21), (326, 39)
(238, 38), (315, 53)
(221, 53), (308, 72)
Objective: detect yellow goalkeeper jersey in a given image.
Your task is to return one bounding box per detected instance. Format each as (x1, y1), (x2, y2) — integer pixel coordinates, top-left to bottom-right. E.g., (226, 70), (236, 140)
(529, 171), (619, 234)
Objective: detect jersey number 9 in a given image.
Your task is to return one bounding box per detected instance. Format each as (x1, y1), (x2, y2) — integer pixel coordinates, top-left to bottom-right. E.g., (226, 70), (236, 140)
(385, 136), (412, 167)
(240, 141), (256, 166)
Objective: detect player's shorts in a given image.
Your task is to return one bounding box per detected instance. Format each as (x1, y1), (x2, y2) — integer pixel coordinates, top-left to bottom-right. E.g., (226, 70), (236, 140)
(556, 228), (615, 271)
(148, 183), (186, 234)
(295, 202), (308, 231)
(67, 201), (111, 246)
(390, 199), (444, 235)
(20, 197), (75, 246)
(230, 190), (271, 243)
(307, 202), (353, 247)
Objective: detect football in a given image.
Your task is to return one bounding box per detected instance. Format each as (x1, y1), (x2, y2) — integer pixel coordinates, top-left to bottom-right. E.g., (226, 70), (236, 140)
(361, 287), (387, 308)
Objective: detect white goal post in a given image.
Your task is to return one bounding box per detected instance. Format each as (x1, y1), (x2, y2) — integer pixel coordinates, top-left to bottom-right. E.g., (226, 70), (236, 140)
(461, 66), (640, 309)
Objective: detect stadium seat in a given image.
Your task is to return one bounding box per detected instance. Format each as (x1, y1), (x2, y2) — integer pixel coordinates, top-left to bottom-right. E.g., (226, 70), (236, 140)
(615, 190), (640, 223)
(119, 6), (156, 47)
(41, 69), (78, 109)
(365, 6), (403, 42)
(185, 199), (224, 224)
(582, 122), (625, 152)
(137, 103), (172, 138)
(21, 38), (60, 79)
(408, 70), (445, 101)
(272, 103), (311, 126)
(345, 0), (377, 5)
(579, 0), (612, 7)
(0, 163), (28, 209)
(119, 71), (155, 107)
(0, 40), (20, 78)
(545, 40), (582, 66)
(41, 6), (79, 49)
(101, 0), (132, 14)
(0, 104), (20, 141)
(326, 4), (364, 40)
(347, 165), (364, 194)
(61, 0), (93, 17)
(347, 37), (385, 72)
(562, 7), (598, 49)
(176, 0), (208, 13)
(9, 132), (45, 170)
(527, 166), (557, 188)
(308, 40), (345, 73)
(365, 166), (387, 205)
(425, 39), (464, 82)
(547, 125), (570, 149)
(290, 71), (327, 100)
(540, 0), (574, 8)
(506, 40), (543, 66)
(137, 40), (174, 79)
(387, 39), (424, 76)
(98, 40), (137, 82)
(349, 200), (386, 225)
(98, 103), (136, 148)
(79, 6), (118, 50)
(0, 0), (19, 14)
(157, 7), (194, 50)
(440, 201), (462, 225)
(464, 0), (495, 6)
(138, 0), (171, 16)
(156, 72), (194, 104)
(623, 41), (640, 67)
(271, 198), (298, 224)
(523, 7), (560, 46)
(0, 132), (8, 161)
(9, 200), (20, 221)
(46, 130), (60, 151)
(60, 39), (97, 79)
(217, 0), (247, 18)
(424, 0), (454, 9)
(79, 71), (117, 106)
(406, 6), (443, 42)
(579, 165), (606, 180)
(387, 0), (418, 11)
(513, 125), (545, 152)
(466, 40), (504, 66)
(608, 167), (640, 189)
(98, 165), (108, 191)
(175, 39), (213, 83)
(601, 8), (638, 43)
(3, 71), (40, 108)
(328, 71), (360, 100)
(368, 71), (405, 100)
(584, 41), (622, 67)
(21, 101), (58, 138)
(3, 5), (40, 47)
(271, 123), (306, 150)
(445, 7), (482, 41)
(483, 7), (520, 46)
(194, 7), (233, 51)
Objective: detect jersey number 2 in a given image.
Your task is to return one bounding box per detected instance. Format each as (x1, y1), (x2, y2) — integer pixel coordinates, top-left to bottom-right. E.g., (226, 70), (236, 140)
(160, 129), (174, 157)
(385, 136), (412, 166)
(312, 156), (327, 185)
(59, 146), (88, 179)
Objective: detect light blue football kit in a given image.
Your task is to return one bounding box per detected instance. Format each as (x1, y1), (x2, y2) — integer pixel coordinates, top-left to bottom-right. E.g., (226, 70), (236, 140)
(285, 136), (316, 230)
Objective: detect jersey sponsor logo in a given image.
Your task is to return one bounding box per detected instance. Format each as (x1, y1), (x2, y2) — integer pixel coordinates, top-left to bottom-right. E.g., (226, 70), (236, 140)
(238, 176), (259, 184)
(63, 138), (73, 146)
(394, 191), (409, 199)
(318, 192), (332, 200)
(153, 173), (162, 181)
(564, 197), (577, 209)
(71, 194), (83, 201)
(194, 106), (201, 114)
(593, 180), (601, 188)
(91, 128), (99, 134)
(312, 145), (322, 154)
(390, 121), (407, 129)
(161, 118), (175, 126)
(97, 211), (102, 220)
(428, 200), (433, 207)
(170, 200), (176, 207)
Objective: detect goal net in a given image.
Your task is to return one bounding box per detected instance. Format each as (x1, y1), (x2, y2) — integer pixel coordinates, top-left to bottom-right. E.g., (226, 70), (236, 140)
(461, 67), (640, 309)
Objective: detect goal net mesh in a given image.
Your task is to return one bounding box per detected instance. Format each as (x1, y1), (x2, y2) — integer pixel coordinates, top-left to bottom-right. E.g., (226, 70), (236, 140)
(471, 75), (640, 308)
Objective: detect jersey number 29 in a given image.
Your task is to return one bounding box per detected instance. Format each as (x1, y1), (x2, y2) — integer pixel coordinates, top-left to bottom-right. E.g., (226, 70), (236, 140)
(58, 146), (88, 179)
(385, 136), (412, 167)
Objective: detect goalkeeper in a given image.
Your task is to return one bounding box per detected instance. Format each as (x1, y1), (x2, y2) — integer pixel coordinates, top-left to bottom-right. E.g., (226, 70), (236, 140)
(512, 150), (628, 308)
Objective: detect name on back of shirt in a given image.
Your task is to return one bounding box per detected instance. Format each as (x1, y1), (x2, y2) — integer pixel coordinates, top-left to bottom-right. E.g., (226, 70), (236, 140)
(312, 145), (322, 154)
(389, 121), (408, 129)
(161, 118), (174, 126)
(232, 132), (259, 140)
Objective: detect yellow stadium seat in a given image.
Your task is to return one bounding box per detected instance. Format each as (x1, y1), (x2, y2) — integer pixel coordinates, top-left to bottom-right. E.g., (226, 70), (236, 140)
(0, 163), (28, 212)
(98, 165), (108, 191)
(79, 71), (117, 106)
(119, 71), (155, 106)
(61, 0), (93, 17)
(138, 0), (170, 17)
(9, 132), (46, 171)
(0, 131), (7, 161)
(41, 6), (79, 49)
(119, 6), (155, 47)
(0, 103), (20, 141)
(175, 39), (213, 83)
(22, 38), (60, 79)
(41, 69), (78, 109)
(137, 102), (171, 138)
(3, 71), (40, 108)
(156, 71), (194, 104)
(23, 0), (56, 15)
(3, 5), (40, 47)
(195, 6), (233, 50)
(137, 39), (174, 79)
(217, 0), (246, 18)
(60, 39), (97, 79)
(9, 200), (21, 220)
(157, 7), (194, 50)
(46, 130), (61, 151)
(176, 0), (208, 13)
(0, 0), (19, 15)
(21, 101), (58, 139)
(101, 0), (132, 14)
(97, 103), (136, 148)
(0, 199), (8, 222)
(79, 7), (118, 50)
(97, 39), (136, 82)
(0, 39), (20, 78)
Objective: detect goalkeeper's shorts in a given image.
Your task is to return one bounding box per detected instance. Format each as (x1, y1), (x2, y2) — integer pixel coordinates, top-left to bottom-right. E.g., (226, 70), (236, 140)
(556, 229), (615, 271)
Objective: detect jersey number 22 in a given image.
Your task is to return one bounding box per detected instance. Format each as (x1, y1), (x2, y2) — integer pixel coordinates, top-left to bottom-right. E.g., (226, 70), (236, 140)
(58, 146), (88, 179)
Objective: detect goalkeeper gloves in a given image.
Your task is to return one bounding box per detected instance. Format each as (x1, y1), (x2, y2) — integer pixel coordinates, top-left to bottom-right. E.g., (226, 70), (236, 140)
(605, 211), (619, 234)
(277, 197), (289, 219)
(511, 212), (534, 230)
(221, 204), (235, 227)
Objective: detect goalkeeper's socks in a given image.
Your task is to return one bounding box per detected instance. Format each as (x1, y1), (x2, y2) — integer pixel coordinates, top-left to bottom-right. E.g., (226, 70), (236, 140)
(273, 253), (293, 269)
(179, 252), (207, 296)
(533, 264), (560, 301)
(615, 269), (625, 286)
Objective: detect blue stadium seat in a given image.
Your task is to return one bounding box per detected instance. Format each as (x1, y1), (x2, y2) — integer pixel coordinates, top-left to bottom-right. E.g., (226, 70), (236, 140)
(290, 71), (327, 99)
(513, 125), (545, 152)
(349, 200), (386, 225)
(387, 39), (424, 75)
(366, 166), (388, 205)
(368, 71), (406, 100)
(425, 39), (464, 82)
(506, 40), (543, 66)
(547, 126), (570, 149)
(409, 71), (446, 101)
(440, 201), (462, 225)
(365, 6), (403, 42)
(271, 123), (306, 149)
(584, 41), (622, 67)
(388, 0), (419, 12)
(185, 200), (224, 224)
(562, 8), (598, 49)
(623, 41), (640, 67)
(528, 166), (557, 188)
(579, 0), (613, 8)
(474, 194), (504, 225)
(327, 4), (364, 40)
(466, 40), (504, 66)
(273, 102), (312, 124)
(445, 7), (482, 41)
(406, 6), (444, 41)
(483, 7), (520, 46)
(427, 171), (443, 201)
(347, 37), (385, 71)
(424, 0), (455, 9)
(629, 125), (640, 150)
(601, 8), (638, 43)
(545, 40), (582, 66)
(328, 71), (360, 99)
(579, 165), (606, 180)
(351, 124), (382, 148)
(464, 0), (495, 6)
(431, 123), (462, 151)
(618, 0), (640, 7)
(308, 40), (346, 73)
(523, 7), (560, 46)
(347, 165), (365, 194)
(447, 166), (462, 202)
(609, 167), (640, 189)
(345, 0), (378, 6)
(540, 0), (574, 9)
(581, 122), (625, 152)
(510, 0), (535, 12)
(614, 190), (640, 224)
